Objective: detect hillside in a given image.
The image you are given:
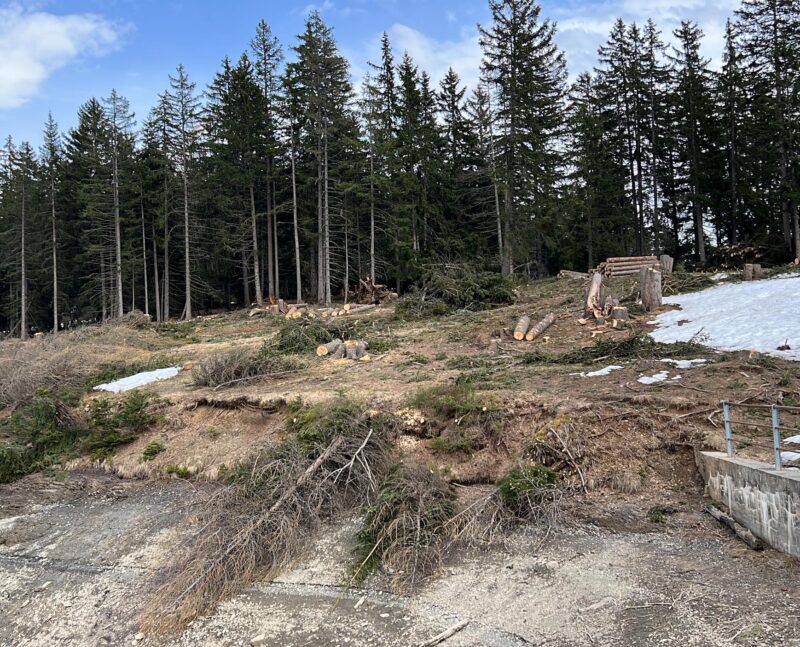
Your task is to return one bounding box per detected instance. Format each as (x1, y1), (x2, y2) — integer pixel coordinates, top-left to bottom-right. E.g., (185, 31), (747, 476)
(1, 268), (799, 645)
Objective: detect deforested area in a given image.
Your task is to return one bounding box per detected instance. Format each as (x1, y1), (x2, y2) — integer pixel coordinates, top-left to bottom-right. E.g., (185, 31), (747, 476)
(1, 1), (800, 646)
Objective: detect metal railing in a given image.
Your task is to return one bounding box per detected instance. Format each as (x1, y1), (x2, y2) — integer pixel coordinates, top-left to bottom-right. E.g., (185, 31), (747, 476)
(721, 401), (800, 470)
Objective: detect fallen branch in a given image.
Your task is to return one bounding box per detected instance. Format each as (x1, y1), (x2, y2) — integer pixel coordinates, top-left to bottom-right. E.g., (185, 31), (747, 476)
(704, 505), (764, 550)
(419, 620), (469, 647)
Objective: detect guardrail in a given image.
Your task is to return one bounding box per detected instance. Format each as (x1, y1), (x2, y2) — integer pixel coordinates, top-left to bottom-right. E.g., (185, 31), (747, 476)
(721, 401), (800, 470)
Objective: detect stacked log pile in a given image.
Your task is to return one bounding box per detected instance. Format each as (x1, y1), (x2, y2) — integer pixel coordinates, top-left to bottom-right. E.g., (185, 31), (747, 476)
(316, 338), (370, 361)
(594, 256), (661, 277)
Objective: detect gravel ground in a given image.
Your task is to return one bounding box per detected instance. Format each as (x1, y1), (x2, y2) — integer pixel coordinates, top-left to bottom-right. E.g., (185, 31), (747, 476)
(1, 472), (799, 647)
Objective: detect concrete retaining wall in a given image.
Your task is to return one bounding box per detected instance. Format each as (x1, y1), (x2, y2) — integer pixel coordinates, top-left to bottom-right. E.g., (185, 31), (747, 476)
(698, 451), (800, 558)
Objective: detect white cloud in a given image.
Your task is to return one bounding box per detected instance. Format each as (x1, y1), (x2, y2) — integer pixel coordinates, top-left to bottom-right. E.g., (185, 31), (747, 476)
(354, 0), (741, 95)
(0, 4), (123, 109)
(553, 0), (741, 73)
(360, 23), (482, 93)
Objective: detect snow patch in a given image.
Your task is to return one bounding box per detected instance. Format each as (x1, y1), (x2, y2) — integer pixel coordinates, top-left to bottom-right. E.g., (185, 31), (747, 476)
(649, 275), (800, 361)
(94, 367), (181, 393)
(660, 358), (708, 369)
(638, 371), (670, 385)
(573, 365), (624, 378)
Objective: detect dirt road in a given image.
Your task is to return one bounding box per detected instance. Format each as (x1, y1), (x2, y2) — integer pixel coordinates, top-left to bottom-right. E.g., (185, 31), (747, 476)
(1, 471), (798, 646)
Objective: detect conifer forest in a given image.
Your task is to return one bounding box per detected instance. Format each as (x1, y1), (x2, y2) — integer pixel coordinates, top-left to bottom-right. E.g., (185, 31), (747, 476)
(1, 0), (798, 337)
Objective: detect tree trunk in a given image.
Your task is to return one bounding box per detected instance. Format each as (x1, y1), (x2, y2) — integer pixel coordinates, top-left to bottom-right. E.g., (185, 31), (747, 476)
(242, 247), (250, 306)
(163, 180), (170, 321)
(20, 170), (27, 340)
(266, 168), (275, 301)
(141, 201), (149, 317)
(291, 146), (302, 303)
(183, 172), (192, 320)
(584, 272), (604, 318)
(323, 130), (331, 307)
(112, 151), (124, 318)
(51, 177), (58, 334)
(369, 149), (376, 283)
(152, 224), (161, 323)
(273, 181), (280, 299)
(250, 182), (263, 306)
(343, 210), (349, 305)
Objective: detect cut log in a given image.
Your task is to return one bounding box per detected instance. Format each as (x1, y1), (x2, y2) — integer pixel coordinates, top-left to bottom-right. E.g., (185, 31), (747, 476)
(744, 263), (754, 281)
(659, 255), (674, 274)
(558, 269), (589, 279)
(344, 340), (368, 360)
(753, 263), (764, 279)
(705, 505), (764, 550)
(331, 343), (346, 359)
(525, 313), (556, 341)
(584, 272), (604, 318)
(513, 315), (531, 341)
(639, 268), (662, 312)
(316, 338), (344, 356)
(607, 255), (658, 263)
(346, 303), (377, 315)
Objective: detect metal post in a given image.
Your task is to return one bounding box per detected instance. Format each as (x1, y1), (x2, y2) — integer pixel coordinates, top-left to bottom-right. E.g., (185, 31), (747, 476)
(722, 400), (734, 457)
(771, 405), (782, 470)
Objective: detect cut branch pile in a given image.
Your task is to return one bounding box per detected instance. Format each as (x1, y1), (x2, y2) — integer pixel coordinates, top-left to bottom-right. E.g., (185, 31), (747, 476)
(356, 277), (399, 305)
(595, 255), (661, 277)
(140, 402), (393, 636)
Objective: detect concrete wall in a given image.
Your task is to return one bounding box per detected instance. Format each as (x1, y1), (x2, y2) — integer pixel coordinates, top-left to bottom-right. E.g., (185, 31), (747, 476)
(698, 451), (800, 558)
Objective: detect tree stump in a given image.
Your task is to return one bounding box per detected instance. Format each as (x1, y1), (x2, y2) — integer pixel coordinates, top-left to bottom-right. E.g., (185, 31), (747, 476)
(659, 255), (674, 274)
(584, 272), (604, 318)
(610, 306), (629, 321)
(513, 315), (531, 341)
(639, 268), (662, 312)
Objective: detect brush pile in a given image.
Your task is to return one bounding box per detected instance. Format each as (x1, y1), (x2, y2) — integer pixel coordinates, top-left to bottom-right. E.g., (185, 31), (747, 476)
(140, 401), (395, 635)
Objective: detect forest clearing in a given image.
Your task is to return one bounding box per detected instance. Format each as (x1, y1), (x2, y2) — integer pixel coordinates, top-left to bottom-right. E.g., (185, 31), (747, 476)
(2, 0), (800, 644)
(1, 267), (799, 646)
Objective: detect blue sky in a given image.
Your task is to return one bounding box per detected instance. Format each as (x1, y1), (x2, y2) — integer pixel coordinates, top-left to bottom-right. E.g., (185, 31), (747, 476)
(0, 0), (739, 146)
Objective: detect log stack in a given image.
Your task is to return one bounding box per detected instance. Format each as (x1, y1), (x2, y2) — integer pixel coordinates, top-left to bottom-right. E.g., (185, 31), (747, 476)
(595, 256), (661, 277)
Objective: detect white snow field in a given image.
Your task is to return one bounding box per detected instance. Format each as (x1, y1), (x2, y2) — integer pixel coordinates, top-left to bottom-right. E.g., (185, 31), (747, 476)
(649, 274), (800, 361)
(94, 367), (181, 393)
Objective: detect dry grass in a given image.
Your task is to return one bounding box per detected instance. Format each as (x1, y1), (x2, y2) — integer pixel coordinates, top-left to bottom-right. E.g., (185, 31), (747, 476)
(139, 400), (394, 635)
